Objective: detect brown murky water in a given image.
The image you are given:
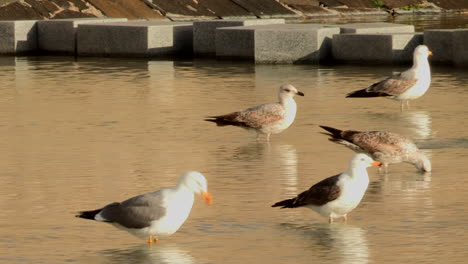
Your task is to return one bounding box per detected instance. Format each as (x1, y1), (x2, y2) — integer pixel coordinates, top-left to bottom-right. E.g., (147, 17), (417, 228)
(0, 54), (467, 264)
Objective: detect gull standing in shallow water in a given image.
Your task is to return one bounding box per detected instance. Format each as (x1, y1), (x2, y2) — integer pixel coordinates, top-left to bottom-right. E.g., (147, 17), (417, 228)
(76, 171), (212, 244)
(319, 125), (431, 173)
(204, 84), (304, 141)
(272, 154), (381, 223)
(346, 45), (432, 110)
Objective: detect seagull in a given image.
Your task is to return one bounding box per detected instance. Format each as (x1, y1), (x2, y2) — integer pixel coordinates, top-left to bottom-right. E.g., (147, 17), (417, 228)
(76, 171), (212, 244)
(319, 125), (432, 173)
(204, 84), (304, 141)
(272, 154), (380, 223)
(346, 45), (432, 110)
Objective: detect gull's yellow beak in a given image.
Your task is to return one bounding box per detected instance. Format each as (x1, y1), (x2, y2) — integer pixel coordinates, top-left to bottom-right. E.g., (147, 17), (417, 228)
(372, 161), (382, 167)
(201, 192), (213, 205)
(428, 50), (433, 56)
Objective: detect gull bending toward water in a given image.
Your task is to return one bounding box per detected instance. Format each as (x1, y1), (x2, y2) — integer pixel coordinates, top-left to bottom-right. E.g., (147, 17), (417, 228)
(272, 154), (380, 223)
(319, 125), (431, 173)
(76, 171), (212, 244)
(204, 84), (304, 141)
(346, 45), (432, 110)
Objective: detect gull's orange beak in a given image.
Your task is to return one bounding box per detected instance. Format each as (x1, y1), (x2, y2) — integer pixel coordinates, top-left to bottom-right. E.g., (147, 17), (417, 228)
(372, 161), (382, 167)
(201, 192), (212, 205)
(428, 50), (433, 56)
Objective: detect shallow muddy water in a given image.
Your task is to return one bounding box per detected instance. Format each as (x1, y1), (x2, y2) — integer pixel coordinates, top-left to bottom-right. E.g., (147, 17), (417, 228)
(0, 54), (467, 264)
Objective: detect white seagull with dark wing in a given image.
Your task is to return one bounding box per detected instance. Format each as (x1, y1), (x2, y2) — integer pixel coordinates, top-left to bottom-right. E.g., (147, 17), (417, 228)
(76, 171), (212, 244)
(204, 84), (304, 141)
(272, 154), (380, 223)
(319, 125), (431, 173)
(346, 45), (432, 110)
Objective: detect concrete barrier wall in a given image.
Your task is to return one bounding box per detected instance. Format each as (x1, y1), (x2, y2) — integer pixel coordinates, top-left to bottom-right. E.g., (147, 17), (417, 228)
(0, 19), (466, 67)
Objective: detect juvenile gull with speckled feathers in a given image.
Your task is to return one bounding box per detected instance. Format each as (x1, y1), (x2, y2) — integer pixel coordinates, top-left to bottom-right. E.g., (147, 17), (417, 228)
(205, 84), (304, 141)
(319, 125), (431, 173)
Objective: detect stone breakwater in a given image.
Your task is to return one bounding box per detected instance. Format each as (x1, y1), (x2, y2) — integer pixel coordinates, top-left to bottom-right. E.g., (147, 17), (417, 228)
(0, 18), (467, 67)
(0, 0), (467, 21)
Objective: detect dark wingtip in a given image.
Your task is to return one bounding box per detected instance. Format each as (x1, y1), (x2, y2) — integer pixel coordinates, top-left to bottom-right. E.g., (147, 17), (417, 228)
(346, 89), (368, 98)
(271, 198), (295, 208)
(319, 125), (333, 130)
(319, 125), (342, 136)
(347, 89), (390, 98)
(75, 208), (102, 220)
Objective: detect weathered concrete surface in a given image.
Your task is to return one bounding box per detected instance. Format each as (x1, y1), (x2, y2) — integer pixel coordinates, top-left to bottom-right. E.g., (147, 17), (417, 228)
(322, 0), (375, 8)
(452, 29), (468, 67)
(216, 24), (340, 64)
(88, 0), (164, 19)
(147, 0), (254, 20)
(332, 32), (423, 64)
(314, 0), (468, 9)
(231, 0), (298, 18)
(281, 0), (331, 16)
(0, 0), (103, 20)
(193, 19), (285, 55)
(0, 0), (467, 21)
(146, 0), (298, 20)
(430, 0), (468, 9)
(0, 20), (37, 55)
(336, 22), (415, 33)
(37, 18), (128, 54)
(76, 21), (192, 57)
(424, 29), (456, 64)
(0, 2), (43, 20)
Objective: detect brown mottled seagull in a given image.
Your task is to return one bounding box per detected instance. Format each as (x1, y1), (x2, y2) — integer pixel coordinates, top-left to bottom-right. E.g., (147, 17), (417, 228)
(204, 84), (304, 141)
(346, 45), (432, 110)
(272, 154), (381, 223)
(76, 171), (212, 244)
(319, 125), (431, 173)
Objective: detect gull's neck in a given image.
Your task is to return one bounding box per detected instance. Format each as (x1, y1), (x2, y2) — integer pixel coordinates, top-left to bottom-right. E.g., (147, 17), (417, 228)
(412, 54), (430, 75)
(348, 165), (368, 180)
(279, 95), (295, 106)
(408, 152), (431, 172)
(175, 180), (192, 193)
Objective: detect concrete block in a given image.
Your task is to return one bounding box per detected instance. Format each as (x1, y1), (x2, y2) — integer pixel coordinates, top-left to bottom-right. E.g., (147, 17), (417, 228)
(76, 21), (193, 57)
(332, 33), (423, 64)
(452, 29), (468, 67)
(193, 19), (284, 55)
(216, 24), (340, 64)
(335, 23), (415, 34)
(0, 20), (37, 55)
(424, 29), (456, 64)
(37, 18), (127, 55)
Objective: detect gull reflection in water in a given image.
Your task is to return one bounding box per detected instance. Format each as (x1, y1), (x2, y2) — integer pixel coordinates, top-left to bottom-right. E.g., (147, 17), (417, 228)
(367, 110), (432, 140)
(398, 111), (432, 140)
(99, 243), (197, 264)
(327, 224), (369, 264)
(280, 223), (369, 264)
(273, 144), (299, 194)
(222, 143), (298, 186)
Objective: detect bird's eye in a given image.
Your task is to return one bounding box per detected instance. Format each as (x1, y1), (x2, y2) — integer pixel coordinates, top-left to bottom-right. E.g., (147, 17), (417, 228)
(284, 89), (291, 92)
(360, 158), (365, 161)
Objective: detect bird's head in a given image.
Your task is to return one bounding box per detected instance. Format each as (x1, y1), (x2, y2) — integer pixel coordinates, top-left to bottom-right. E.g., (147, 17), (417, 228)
(179, 171), (212, 205)
(413, 152), (432, 173)
(350, 153), (381, 169)
(414, 45), (433, 58)
(278, 84), (304, 101)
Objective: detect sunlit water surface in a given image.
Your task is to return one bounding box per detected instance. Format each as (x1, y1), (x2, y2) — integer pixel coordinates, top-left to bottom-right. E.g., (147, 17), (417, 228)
(0, 44), (467, 264)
